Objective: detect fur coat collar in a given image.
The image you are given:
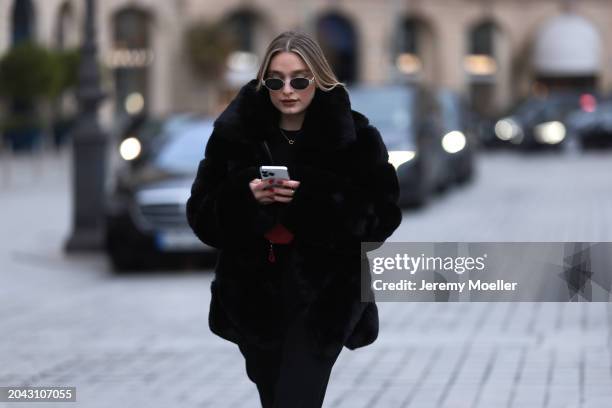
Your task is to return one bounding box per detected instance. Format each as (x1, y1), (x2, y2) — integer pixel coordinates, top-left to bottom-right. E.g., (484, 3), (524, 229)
(214, 78), (367, 154)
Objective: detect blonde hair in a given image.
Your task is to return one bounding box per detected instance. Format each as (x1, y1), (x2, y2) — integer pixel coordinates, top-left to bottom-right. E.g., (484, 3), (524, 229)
(255, 31), (345, 92)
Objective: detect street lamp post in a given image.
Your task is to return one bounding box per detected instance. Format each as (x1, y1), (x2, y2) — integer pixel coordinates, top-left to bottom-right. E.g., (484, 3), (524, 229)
(64, 0), (108, 252)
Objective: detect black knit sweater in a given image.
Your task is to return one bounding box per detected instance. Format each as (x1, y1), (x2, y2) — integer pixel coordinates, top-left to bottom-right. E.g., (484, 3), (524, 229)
(267, 127), (302, 169)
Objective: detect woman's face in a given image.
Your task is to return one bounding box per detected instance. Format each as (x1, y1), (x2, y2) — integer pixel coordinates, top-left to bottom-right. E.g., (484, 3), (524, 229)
(265, 52), (316, 117)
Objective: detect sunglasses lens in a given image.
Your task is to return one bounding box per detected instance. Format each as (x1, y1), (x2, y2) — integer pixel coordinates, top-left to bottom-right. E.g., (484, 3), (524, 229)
(264, 78), (283, 90)
(290, 78), (310, 90)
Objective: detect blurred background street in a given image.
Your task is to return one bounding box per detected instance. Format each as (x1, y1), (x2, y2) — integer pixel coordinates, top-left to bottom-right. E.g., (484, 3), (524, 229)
(1, 148), (611, 407)
(3, 0), (612, 406)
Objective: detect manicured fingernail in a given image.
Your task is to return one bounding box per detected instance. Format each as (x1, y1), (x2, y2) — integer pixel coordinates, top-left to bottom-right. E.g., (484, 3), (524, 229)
(268, 179), (274, 184)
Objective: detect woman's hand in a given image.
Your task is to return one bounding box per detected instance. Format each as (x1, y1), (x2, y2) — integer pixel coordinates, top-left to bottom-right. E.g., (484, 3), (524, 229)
(249, 178), (276, 204)
(249, 178), (301, 204)
(271, 179), (300, 203)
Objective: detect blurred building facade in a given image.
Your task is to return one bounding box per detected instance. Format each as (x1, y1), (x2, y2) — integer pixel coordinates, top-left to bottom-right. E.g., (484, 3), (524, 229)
(1, 0), (611, 126)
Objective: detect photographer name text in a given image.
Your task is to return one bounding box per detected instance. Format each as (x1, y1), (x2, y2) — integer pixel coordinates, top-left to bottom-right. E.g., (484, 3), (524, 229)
(372, 279), (518, 292)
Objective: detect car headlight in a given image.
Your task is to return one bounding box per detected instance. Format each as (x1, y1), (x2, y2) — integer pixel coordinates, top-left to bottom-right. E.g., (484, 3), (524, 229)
(495, 118), (525, 143)
(534, 121), (566, 144)
(119, 137), (142, 161)
(441, 131), (466, 154)
(388, 150), (416, 170)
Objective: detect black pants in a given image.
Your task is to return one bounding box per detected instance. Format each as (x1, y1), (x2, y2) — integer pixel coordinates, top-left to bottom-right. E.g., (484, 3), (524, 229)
(237, 244), (344, 408)
(238, 310), (343, 408)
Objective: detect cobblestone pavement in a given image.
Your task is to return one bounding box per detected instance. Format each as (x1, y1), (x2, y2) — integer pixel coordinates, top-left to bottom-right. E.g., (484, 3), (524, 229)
(1, 148), (611, 407)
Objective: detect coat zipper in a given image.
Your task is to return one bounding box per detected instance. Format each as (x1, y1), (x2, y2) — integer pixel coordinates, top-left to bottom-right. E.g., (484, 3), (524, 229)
(268, 241), (276, 263)
(261, 140), (276, 263)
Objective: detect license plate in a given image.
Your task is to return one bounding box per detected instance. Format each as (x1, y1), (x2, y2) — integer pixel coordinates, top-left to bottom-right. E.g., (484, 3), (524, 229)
(155, 230), (203, 251)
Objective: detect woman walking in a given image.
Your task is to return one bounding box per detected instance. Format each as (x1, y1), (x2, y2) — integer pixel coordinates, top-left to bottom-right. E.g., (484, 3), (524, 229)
(186, 31), (402, 407)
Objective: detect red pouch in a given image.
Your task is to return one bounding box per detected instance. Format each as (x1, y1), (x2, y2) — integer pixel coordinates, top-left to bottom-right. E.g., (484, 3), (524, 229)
(264, 223), (294, 244)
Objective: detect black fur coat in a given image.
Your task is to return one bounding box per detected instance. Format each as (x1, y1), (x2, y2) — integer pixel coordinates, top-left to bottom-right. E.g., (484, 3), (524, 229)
(186, 79), (402, 357)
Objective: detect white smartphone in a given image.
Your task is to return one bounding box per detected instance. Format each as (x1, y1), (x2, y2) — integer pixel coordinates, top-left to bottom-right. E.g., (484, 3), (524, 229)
(260, 166), (290, 186)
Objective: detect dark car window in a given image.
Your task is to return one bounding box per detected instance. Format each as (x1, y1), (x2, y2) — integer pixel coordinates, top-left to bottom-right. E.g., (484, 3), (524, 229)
(349, 86), (417, 150)
(438, 91), (461, 128)
(135, 119), (164, 143)
(152, 119), (214, 174)
(515, 93), (582, 122)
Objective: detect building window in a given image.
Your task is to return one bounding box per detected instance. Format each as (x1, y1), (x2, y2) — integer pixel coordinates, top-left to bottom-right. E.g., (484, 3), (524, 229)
(225, 10), (256, 52)
(466, 21), (499, 117)
(11, 0), (35, 46)
(393, 17), (437, 84)
(221, 10), (262, 89)
(110, 8), (153, 117)
(465, 22), (498, 78)
(316, 13), (358, 84)
(56, 2), (74, 49)
(395, 18), (422, 77)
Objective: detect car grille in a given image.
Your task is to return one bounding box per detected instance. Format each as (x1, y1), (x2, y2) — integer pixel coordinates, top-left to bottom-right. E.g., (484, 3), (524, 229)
(137, 203), (188, 230)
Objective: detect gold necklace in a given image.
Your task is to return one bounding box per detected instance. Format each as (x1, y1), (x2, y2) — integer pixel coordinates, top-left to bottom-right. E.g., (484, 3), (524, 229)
(279, 128), (296, 145)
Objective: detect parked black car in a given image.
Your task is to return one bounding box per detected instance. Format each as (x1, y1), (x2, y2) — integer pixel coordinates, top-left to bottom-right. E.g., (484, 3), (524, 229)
(474, 115), (508, 149)
(435, 89), (476, 184)
(105, 114), (217, 271)
(348, 84), (450, 207)
(494, 91), (601, 150)
(566, 96), (612, 149)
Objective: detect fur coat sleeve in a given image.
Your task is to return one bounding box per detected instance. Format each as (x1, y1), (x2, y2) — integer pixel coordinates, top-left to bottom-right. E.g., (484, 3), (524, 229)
(186, 123), (278, 249)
